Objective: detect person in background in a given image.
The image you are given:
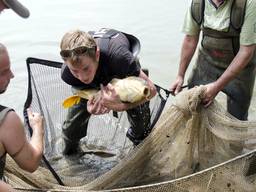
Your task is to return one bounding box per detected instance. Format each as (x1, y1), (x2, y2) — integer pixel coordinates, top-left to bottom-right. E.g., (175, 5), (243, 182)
(170, 0), (256, 121)
(0, 0), (29, 18)
(0, 44), (44, 191)
(0, 2), (43, 190)
(60, 28), (157, 155)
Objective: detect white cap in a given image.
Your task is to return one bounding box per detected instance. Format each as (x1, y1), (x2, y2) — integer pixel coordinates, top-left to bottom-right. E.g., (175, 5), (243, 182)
(3, 0), (30, 18)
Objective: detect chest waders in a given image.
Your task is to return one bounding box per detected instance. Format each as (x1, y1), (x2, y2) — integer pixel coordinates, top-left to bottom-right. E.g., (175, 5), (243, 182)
(188, 0), (256, 120)
(62, 29), (151, 155)
(0, 105), (13, 179)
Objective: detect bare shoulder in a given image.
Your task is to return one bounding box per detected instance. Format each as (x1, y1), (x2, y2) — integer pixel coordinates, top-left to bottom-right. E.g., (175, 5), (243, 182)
(0, 110), (22, 131)
(0, 111), (26, 155)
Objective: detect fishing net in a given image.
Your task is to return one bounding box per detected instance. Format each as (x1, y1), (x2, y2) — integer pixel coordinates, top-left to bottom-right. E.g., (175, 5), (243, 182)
(3, 57), (256, 192)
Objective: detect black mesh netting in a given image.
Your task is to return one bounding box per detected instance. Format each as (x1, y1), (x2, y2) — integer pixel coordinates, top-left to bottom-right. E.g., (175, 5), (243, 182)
(21, 57), (170, 187)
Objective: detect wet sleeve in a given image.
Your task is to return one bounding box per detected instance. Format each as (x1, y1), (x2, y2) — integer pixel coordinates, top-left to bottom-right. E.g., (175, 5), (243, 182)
(240, 0), (256, 46)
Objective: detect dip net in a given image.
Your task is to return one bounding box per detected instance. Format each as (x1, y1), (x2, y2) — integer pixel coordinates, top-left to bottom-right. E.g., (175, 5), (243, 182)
(4, 57), (256, 192)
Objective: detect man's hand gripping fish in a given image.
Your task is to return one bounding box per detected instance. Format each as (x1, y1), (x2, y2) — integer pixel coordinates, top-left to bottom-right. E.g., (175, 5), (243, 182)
(63, 76), (151, 108)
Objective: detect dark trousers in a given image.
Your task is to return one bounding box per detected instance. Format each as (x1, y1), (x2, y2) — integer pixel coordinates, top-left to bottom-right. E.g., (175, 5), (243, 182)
(62, 99), (151, 146)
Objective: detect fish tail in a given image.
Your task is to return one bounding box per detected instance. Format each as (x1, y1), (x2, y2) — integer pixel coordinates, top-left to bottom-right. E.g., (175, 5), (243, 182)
(62, 96), (81, 108)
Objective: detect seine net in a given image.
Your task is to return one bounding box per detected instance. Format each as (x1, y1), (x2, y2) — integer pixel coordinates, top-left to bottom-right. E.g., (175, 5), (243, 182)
(3, 58), (256, 192)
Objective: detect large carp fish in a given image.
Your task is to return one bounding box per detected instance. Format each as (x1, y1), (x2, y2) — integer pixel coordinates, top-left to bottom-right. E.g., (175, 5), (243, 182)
(63, 76), (151, 108)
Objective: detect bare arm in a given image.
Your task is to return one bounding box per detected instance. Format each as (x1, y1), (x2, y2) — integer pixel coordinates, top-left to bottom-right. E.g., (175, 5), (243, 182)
(0, 181), (14, 192)
(170, 34), (199, 95)
(0, 110), (44, 172)
(203, 44), (256, 106)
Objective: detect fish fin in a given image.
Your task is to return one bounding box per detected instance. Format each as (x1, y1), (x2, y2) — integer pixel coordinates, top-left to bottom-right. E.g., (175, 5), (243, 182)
(62, 95), (81, 108)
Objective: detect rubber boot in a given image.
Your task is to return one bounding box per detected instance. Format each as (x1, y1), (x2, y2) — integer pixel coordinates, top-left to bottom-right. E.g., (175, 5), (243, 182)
(126, 128), (143, 146)
(63, 138), (81, 156)
(126, 101), (151, 146)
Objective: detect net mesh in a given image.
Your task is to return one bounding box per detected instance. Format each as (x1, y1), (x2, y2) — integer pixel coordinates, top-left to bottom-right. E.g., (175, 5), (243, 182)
(4, 58), (256, 192)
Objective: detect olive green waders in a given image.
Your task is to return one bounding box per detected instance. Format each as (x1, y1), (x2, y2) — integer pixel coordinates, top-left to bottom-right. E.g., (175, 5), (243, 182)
(189, 0), (256, 120)
(189, 0), (256, 154)
(188, 48), (256, 121)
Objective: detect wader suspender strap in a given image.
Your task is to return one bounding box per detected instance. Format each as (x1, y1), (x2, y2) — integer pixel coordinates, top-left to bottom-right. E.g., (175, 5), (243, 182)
(230, 0), (247, 30)
(230, 0), (247, 54)
(191, 0), (205, 25)
(191, 0), (247, 54)
(191, 0), (247, 27)
(89, 28), (119, 55)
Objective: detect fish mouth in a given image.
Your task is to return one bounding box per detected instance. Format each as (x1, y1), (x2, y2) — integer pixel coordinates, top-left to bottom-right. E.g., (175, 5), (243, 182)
(143, 87), (150, 97)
